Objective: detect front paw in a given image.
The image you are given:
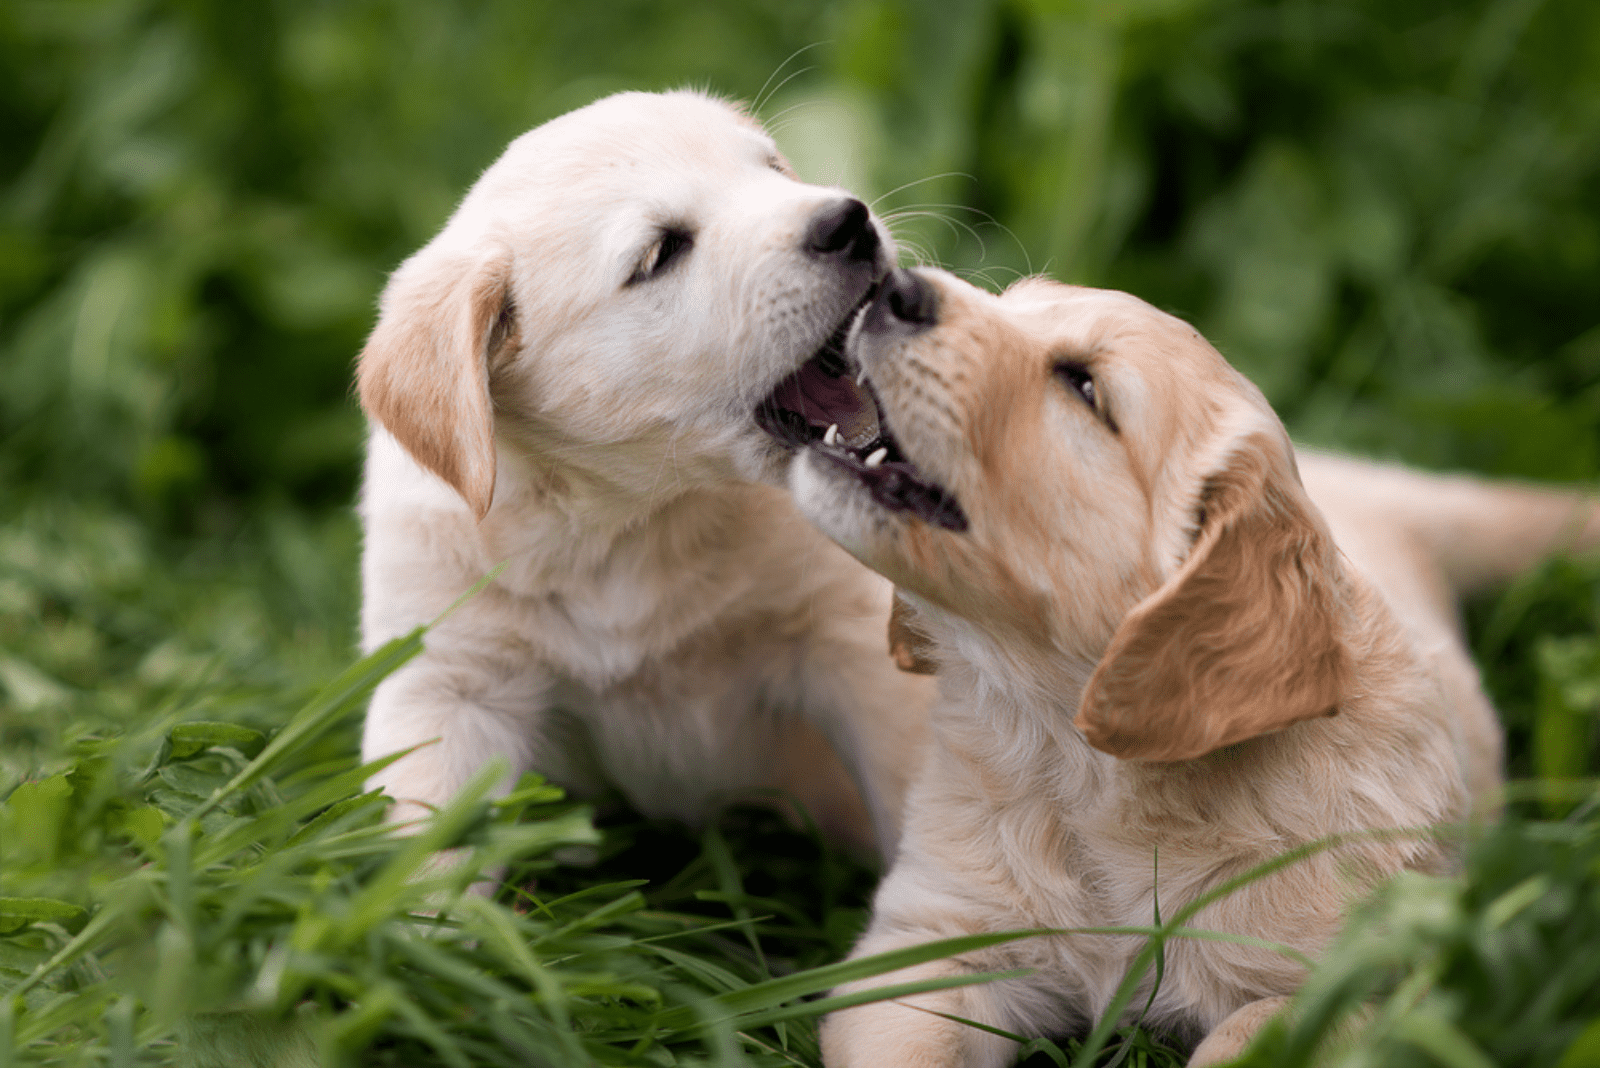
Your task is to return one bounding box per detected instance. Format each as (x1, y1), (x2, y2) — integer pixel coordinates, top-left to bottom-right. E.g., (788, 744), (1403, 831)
(1189, 996), (1290, 1066)
(820, 1002), (967, 1068)
(819, 967), (1016, 1068)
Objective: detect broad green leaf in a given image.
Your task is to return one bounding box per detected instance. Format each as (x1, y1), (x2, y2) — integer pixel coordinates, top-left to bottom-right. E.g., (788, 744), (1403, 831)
(168, 722), (267, 761)
(0, 899), (86, 936)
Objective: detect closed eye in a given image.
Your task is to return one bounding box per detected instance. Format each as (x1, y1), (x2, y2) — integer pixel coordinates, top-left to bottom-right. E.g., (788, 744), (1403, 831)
(628, 227), (694, 285)
(1053, 362), (1117, 432)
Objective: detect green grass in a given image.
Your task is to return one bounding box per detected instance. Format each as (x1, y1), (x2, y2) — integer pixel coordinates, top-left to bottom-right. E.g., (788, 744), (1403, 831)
(4, 0), (1599, 1064)
(3, 500), (1599, 1066)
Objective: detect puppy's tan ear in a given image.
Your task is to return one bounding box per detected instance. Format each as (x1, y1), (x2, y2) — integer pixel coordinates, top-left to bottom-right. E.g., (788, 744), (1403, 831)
(357, 242), (514, 520)
(1076, 431), (1351, 761)
(888, 591), (939, 675)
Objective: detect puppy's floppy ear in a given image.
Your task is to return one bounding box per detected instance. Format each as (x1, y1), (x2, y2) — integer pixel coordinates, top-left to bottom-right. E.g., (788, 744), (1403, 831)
(888, 590), (939, 675)
(357, 241), (514, 520)
(1076, 431), (1351, 761)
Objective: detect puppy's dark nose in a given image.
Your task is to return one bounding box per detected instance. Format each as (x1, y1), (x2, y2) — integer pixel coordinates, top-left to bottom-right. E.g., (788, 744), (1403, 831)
(805, 198), (879, 263)
(881, 268), (937, 326)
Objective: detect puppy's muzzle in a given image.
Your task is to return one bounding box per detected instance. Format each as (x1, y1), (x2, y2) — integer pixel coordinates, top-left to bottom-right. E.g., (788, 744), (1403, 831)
(758, 266), (968, 532)
(753, 197), (888, 451)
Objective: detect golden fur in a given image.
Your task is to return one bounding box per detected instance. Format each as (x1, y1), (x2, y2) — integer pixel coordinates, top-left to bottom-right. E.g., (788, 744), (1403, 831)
(1079, 430), (1352, 762)
(359, 242), (511, 520)
(787, 269), (1600, 1065)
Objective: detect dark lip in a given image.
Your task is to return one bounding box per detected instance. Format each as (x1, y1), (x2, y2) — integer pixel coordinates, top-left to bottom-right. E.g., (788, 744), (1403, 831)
(810, 435), (969, 532)
(754, 286), (968, 533)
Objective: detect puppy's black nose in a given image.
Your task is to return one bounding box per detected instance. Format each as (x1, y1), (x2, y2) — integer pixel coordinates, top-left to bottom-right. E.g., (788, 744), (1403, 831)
(805, 198), (879, 263)
(882, 268), (937, 326)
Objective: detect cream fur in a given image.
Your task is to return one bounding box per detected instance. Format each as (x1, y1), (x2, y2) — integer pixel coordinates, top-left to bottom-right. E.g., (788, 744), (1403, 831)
(790, 269), (1600, 1064)
(356, 90), (936, 860)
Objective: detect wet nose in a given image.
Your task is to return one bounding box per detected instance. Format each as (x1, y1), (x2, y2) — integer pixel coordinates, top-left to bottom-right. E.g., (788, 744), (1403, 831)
(880, 268), (937, 326)
(805, 197), (880, 264)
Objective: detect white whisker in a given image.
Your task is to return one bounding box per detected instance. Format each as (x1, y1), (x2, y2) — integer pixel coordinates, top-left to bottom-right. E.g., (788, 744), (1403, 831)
(880, 199), (1037, 277)
(757, 67), (819, 122)
(896, 241), (940, 269)
(754, 43), (828, 116)
(763, 98), (824, 133)
(883, 209), (974, 247)
(868, 172), (977, 211)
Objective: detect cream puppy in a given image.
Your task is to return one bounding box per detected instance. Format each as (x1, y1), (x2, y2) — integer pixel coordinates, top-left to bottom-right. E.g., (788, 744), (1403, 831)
(356, 90), (937, 858)
(776, 267), (1599, 1064)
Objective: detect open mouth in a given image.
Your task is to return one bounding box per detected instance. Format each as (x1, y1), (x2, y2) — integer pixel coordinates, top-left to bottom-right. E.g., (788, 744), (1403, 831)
(754, 299), (968, 532)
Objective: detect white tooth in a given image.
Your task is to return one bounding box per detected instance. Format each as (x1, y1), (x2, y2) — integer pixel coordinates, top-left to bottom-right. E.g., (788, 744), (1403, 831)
(857, 368), (869, 386)
(823, 424), (839, 447)
(865, 447), (888, 468)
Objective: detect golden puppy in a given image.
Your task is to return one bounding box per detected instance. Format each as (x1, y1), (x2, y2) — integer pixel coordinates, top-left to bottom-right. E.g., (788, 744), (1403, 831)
(774, 268), (1599, 1064)
(356, 90), (937, 860)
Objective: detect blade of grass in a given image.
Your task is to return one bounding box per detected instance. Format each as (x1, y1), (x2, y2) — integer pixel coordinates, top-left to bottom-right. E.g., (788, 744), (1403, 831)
(899, 1002), (1065, 1066)
(1073, 824), (1443, 1066)
(190, 629), (425, 821)
(1106, 848), (1165, 1068)
(707, 968), (1033, 1033)
(701, 823), (769, 977)
(651, 928), (1059, 1032)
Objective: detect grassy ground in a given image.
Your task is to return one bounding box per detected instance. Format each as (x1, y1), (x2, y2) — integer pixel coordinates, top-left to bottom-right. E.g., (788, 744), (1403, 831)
(4, 0), (1600, 1064)
(3, 492), (1599, 1067)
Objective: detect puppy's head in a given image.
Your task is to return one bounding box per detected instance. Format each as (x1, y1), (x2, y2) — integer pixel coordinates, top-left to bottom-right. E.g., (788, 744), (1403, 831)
(787, 268), (1352, 762)
(357, 90), (895, 518)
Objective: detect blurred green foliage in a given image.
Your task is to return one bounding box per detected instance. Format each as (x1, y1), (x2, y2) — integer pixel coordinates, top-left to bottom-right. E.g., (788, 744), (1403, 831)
(4, 0), (1600, 1065)
(3, 0), (1597, 525)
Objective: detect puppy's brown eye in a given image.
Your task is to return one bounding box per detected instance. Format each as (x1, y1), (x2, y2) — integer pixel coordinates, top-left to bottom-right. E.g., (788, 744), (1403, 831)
(629, 227), (694, 285)
(1055, 362), (1118, 433)
(1055, 363), (1097, 409)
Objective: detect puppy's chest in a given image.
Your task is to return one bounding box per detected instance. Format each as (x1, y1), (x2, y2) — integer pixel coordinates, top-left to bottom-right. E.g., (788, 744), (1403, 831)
(947, 794), (1284, 968)
(491, 561), (756, 682)
(965, 825), (1291, 1025)
(546, 653), (810, 819)
(996, 815), (1177, 931)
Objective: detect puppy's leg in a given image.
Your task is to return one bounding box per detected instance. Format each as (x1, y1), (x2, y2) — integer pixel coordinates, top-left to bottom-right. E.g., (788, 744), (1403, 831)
(821, 957), (1020, 1068)
(803, 608), (938, 857)
(363, 656), (556, 894)
(809, 672), (936, 859)
(1188, 995), (1289, 1066)
(764, 716), (880, 857)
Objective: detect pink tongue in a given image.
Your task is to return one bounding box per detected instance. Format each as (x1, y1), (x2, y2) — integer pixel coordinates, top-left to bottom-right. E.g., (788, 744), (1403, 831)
(772, 369), (880, 447)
